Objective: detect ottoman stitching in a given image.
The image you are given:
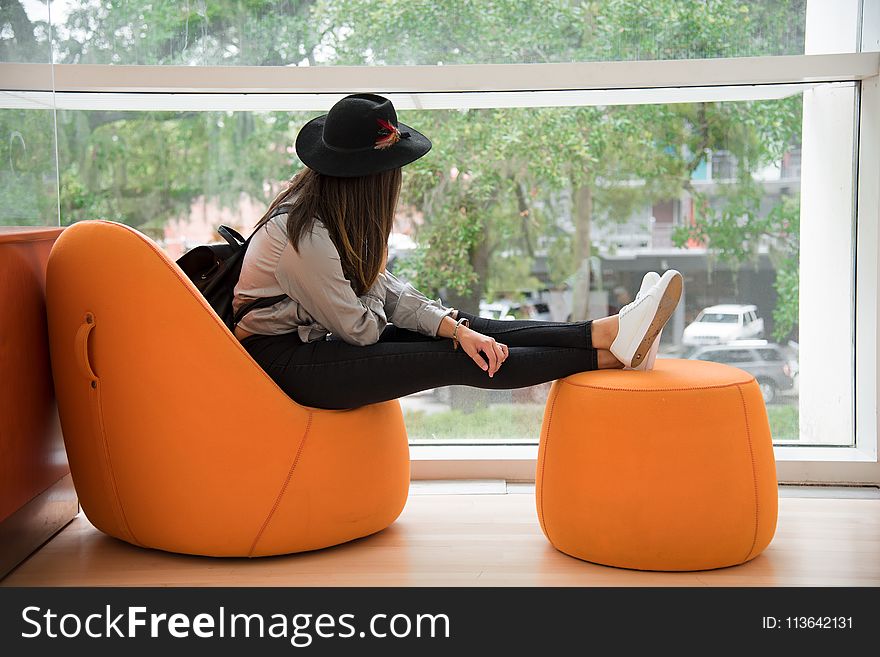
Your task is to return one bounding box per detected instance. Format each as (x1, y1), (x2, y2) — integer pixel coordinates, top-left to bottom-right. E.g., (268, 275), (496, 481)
(248, 411), (314, 557)
(736, 384), (760, 563)
(537, 383), (561, 544)
(560, 379), (754, 393)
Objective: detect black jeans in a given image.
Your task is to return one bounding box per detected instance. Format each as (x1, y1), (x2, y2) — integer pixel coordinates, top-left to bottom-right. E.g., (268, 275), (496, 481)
(241, 310), (598, 410)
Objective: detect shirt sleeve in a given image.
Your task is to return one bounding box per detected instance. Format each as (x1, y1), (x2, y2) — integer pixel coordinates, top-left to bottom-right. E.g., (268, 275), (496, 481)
(383, 270), (456, 337)
(274, 221), (388, 346)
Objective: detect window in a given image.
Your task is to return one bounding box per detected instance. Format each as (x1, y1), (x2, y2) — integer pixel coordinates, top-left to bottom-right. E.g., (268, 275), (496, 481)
(27, 0), (812, 67)
(720, 350), (757, 364)
(758, 348), (786, 362)
(698, 314), (740, 324)
(26, 90), (833, 448)
(2, 0), (878, 483)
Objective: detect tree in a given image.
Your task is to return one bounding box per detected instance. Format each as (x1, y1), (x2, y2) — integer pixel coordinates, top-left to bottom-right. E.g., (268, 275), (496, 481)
(316, 0), (806, 322)
(2, 1), (324, 229)
(2, 0), (806, 336)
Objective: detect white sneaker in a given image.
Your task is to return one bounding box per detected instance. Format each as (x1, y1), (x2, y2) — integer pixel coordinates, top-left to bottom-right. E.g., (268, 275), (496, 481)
(630, 272), (661, 371)
(610, 269), (682, 369)
(636, 272), (660, 301)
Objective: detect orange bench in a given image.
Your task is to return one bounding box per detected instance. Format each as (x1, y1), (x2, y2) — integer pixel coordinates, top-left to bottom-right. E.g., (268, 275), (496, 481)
(0, 227), (77, 577)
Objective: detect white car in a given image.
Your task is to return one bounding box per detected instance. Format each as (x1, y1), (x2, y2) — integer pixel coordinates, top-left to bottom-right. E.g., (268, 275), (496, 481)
(479, 300), (552, 321)
(479, 301), (516, 321)
(682, 304), (765, 347)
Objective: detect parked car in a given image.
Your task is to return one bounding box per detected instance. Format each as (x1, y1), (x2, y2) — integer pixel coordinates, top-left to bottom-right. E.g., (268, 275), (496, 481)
(682, 304), (765, 346)
(508, 301), (551, 320)
(479, 301), (552, 321)
(685, 340), (797, 404)
(479, 301), (516, 321)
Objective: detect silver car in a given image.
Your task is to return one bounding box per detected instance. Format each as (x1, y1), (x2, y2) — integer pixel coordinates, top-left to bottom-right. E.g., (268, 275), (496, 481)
(684, 340), (797, 404)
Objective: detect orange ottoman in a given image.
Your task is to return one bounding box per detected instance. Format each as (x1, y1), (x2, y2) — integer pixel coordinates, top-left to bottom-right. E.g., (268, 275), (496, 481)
(536, 359), (777, 571)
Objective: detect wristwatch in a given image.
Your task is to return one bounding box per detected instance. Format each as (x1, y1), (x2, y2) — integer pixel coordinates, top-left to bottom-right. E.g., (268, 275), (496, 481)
(452, 317), (470, 350)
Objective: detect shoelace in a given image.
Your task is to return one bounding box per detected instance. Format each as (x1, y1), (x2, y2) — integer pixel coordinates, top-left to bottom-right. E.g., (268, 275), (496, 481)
(620, 286), (656, 317)
(634, 276), (660, 302)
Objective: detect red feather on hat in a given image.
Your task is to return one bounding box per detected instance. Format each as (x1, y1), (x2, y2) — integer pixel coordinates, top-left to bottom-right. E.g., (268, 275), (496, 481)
(374, 118), (401, 150)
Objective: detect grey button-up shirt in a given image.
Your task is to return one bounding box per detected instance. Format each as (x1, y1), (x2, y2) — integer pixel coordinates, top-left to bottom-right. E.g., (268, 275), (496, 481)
(232, 212), (454, 345)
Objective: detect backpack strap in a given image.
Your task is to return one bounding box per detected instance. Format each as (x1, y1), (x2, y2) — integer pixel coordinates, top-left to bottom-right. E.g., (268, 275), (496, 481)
(233, 294), (289, 328)
(267, 203), (293, 221)
(217, 225), (246, 247)
(231, 203), (295, 327)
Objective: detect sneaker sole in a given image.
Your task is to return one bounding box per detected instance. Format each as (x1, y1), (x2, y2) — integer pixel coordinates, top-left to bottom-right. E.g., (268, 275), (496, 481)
(632, 328), (662, 371)
(629, 274), (682, 368)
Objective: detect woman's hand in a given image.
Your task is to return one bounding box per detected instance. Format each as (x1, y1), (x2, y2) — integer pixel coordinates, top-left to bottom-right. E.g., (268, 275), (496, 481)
(457, 326), (509, 378)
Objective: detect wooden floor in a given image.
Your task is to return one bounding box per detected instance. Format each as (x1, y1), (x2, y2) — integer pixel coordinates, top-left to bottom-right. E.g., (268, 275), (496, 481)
(3, 489), (879, 587)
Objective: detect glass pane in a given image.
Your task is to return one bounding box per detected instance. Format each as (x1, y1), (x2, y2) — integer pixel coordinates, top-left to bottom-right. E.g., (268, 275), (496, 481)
(55, 108), (312, 254)
(1, 0), (52, 63)
(45, 0), (809, 66)
(1, 1), (58, 226)
(0, 98), (58, 226)
(52, 83), (857, 447)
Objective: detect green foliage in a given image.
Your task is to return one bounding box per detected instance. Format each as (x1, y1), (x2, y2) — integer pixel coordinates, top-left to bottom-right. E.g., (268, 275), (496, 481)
(766, 404), (799, 441)
(487, 248), (542, 300)
(57, 0), (324, 66)
(51, 108), (309, 229)
(0, 108), (58, 226)
(3, 0), (806, 335)
(767, 198), (800, 340)
(404, 399), (800, 441)
(318, 0), (805, 64)
(673, 181), (802, 342)
(404, 404), (545, 441)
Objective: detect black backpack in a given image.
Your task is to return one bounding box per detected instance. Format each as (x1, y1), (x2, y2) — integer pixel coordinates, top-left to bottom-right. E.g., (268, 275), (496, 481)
(175, 206), (289, 330)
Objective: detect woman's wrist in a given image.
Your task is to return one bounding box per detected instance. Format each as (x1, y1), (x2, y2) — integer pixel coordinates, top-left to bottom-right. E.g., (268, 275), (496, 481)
(451, 316), (470, 349)
(437, 314), (459, 339)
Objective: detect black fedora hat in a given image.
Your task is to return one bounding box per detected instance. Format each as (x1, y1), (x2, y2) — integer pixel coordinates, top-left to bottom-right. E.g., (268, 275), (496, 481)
(295, 93), (432, 178)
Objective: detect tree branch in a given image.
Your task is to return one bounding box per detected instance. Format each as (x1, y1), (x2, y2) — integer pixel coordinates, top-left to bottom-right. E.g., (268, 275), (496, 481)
(511, 176), (535, 257)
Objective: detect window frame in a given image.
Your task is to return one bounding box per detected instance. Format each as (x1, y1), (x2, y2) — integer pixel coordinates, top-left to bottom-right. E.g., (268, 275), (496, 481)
(2, 51), (878, 484)
(413, 68), (879, 486)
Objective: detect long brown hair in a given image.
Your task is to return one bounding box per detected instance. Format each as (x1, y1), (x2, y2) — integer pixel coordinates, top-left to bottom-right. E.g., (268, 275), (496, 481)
(255, 166), (401, 296)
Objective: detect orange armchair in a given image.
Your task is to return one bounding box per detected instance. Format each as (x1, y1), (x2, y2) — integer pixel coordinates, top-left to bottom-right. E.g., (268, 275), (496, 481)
(46, 220), (410, 557)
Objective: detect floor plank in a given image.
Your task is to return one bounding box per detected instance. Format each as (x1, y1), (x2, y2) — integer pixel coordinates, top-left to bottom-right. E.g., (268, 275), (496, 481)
(3, 495), (878, 587)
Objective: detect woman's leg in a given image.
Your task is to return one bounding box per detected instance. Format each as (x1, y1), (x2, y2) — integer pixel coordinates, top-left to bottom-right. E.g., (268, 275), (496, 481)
(450, 310), (622, 367)
(377, 310), (622, 370)
(241, 331), (599, 410)
(373, 311), (618, 351)
(454, 310), (593, 349)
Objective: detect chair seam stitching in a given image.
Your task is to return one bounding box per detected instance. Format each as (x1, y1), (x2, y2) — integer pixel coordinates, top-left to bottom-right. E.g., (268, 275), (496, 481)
(248, 411), (313, 557)
(737, 384), (761, 563)
(538, 383), (561, 545)
(93, 383), (142, 547)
